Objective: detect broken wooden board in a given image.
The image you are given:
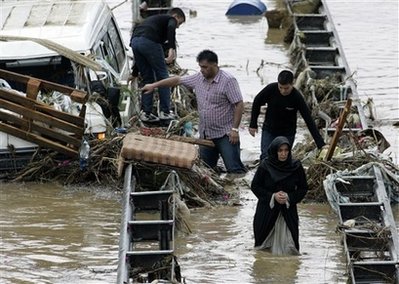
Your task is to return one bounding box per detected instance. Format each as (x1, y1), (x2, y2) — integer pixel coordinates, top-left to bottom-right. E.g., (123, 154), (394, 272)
(0, 69), (88, 157)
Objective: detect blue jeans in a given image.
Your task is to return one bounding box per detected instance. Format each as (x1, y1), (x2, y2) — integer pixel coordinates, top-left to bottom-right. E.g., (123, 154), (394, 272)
(200, 135), (246, 173)
(131, 36), (170, 114)
(260, 129), (295, 160)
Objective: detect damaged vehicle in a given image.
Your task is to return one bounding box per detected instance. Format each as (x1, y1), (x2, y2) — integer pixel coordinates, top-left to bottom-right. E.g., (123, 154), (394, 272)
(0, 0), (137, 171)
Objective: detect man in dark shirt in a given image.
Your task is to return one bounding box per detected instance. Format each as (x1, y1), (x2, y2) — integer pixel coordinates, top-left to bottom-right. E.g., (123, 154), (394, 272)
(130, 7), (185, 122)
(249, 70), (326, 160)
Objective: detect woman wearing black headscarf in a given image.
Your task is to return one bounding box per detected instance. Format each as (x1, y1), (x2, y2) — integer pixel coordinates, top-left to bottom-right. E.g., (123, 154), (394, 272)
(251, 136), (308, 255)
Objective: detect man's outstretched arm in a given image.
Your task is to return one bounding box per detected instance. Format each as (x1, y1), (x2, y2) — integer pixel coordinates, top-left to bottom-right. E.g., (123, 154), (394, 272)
(141, 76), (181, 94)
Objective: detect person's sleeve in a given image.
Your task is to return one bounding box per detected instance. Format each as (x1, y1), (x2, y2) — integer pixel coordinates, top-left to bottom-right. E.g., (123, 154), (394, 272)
(287, 163), (309, 204)
(249, 87), (267, 129)
(166, 18), (177, 49)
(251, 166), (273, 201)
(297, 95), (326, 149)
(225, 77), (243, 104)
(180, 73), (198, 90)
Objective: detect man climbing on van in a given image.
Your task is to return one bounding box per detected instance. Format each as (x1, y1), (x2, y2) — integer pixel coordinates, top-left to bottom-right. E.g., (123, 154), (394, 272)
(130, 7), (186, 122)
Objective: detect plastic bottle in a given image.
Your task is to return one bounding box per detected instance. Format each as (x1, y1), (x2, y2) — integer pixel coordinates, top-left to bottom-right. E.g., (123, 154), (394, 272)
(183, 121), (193, 137)
(79, 139), (90, 171)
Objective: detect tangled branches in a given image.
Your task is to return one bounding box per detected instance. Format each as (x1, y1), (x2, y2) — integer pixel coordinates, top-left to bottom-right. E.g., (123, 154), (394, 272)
(9, 136), (124, 186)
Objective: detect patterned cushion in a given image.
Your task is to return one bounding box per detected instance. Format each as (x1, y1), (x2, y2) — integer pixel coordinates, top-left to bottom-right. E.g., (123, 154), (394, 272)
(121, 133), (198, 169)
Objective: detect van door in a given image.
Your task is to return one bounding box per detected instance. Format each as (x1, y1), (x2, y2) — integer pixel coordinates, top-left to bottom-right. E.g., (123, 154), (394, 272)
(95, 18), (130, 84)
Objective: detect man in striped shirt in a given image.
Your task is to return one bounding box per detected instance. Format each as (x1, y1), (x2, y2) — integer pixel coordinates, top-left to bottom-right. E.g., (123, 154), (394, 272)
(141, 49), (247, 174)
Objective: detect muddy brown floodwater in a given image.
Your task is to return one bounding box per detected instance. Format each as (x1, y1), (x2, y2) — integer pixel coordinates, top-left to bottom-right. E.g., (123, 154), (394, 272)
(1, 180), (397, 283)
(1, 179), (349, 283)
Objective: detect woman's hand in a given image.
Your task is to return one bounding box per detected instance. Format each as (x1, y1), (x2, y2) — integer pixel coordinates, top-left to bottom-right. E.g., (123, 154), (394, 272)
(275, 191), (288, 204)
(248, 127), (258, 137)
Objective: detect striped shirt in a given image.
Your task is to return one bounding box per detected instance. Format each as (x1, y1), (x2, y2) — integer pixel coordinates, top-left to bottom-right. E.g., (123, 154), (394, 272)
(180, 69), (243, 139)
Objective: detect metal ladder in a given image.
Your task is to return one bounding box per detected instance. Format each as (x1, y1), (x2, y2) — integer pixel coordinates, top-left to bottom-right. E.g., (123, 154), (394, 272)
(117, 164), (182, 283)
(333, 166), (399, 283)
(285, 0), (368, 133)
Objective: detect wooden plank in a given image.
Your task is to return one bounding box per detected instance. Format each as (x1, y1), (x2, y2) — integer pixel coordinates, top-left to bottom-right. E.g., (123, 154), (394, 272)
(325, 98), (352, 161)
(69, 90), (87, 105)
(168, 135), (215, 147)
(35, 104), (85, 127)
(0, 89), (84, 127)
(79, 104), (87, 118)
(0, 70), (86, 155)
(0, 98), (83, 135)
(0, 67), (88, 157)
(0, 110), (81, 148)
(0, 123), (77, 157)
(0, 89), (36, 109)
(26, 78), (41, 100)
(0, 69), (88, 104)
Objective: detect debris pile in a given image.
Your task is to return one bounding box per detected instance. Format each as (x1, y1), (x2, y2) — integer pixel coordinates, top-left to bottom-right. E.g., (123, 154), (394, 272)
(293, 130), (398, 202)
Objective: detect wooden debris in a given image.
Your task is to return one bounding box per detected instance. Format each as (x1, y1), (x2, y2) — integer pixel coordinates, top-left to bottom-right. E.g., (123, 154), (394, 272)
(167, 135), (215, 148)
(325, 98), (352, 161)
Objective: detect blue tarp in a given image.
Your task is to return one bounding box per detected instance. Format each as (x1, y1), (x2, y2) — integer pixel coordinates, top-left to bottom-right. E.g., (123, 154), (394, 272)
(226, 0), (267, 16)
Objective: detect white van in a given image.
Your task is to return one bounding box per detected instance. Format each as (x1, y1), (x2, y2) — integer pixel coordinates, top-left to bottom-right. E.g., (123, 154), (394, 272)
(0, 0), (136, 171)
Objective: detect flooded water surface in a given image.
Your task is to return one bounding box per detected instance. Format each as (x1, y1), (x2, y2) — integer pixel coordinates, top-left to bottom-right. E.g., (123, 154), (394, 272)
(0, 182), (121, 283)
(1, 180), (349, 284)
(1, 0), (398, 283)
(324, 0), (399, 163)
(175, 184), (347, 283)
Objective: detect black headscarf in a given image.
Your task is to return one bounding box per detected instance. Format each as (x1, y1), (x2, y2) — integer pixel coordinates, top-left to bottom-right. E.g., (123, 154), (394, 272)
(261, 136), (300, 183)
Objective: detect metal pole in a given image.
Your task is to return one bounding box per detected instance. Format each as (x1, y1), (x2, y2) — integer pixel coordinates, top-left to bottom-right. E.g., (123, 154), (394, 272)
(117, 164), (134, 284)
(131, 0), (140, 29)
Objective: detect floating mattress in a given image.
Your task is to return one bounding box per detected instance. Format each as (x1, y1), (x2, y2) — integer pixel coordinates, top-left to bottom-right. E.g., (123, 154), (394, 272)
(121, 133), (198, 169)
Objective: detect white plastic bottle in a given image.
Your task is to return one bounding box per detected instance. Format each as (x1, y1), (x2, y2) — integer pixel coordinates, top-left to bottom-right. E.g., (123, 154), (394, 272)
(79, 139), (90, 171)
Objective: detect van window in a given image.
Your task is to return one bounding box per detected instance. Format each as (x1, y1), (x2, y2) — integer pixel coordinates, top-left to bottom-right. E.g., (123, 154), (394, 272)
(100, 18), (126, 73)
(101, 33), (118, 72)
(108, 19), (126, 71)
(1, 56), (75, 90)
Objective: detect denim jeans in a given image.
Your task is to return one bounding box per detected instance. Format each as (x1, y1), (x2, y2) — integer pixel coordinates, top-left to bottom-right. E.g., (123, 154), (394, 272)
(200, 135), (246, 173)
(260, 129), (295, 160)
(131, 36), (170, 114)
